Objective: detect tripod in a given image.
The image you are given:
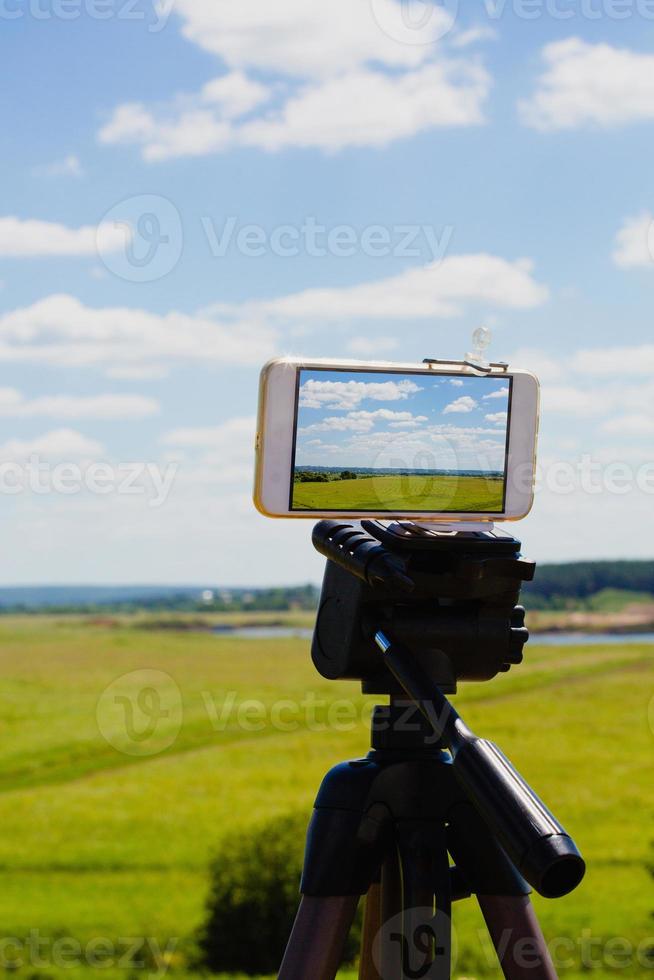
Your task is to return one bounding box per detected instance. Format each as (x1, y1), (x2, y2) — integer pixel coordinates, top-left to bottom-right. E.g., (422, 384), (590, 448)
(278, 521), (586, 980)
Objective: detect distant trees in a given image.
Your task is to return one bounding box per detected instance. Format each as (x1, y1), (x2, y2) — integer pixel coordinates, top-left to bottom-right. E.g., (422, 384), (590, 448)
(294, 470), (359, 483)
(523, 560), (654, 609)
(294, 470), (328, 482)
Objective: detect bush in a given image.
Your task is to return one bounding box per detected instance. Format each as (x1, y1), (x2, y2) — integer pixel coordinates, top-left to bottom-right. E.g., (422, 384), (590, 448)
(198, 812), (362, 975)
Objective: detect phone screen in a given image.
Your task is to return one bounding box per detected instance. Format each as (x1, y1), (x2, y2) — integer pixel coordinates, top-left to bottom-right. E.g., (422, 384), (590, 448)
(289, 367), (512, 513)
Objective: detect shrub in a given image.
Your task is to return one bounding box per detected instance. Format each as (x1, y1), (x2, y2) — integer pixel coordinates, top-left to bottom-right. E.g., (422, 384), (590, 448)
(198, 811), (362, 975)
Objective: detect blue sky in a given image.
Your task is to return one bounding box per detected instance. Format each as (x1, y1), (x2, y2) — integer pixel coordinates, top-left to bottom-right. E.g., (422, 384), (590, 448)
(1, 3), (654, 583)
(295, 369), (510, 473)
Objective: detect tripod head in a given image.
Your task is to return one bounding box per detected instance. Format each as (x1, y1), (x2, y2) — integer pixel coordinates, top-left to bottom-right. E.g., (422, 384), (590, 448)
(311, 519), (535, 693)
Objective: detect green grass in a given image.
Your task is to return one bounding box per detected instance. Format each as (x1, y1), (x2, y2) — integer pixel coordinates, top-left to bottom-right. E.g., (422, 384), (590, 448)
(0, 616), (652, 978)
(292, 473), (504, 511)
(585, 588), (654, 612)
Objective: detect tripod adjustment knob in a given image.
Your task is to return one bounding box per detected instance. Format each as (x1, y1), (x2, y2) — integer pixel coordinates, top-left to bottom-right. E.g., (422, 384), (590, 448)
(505, 606), (529, 665)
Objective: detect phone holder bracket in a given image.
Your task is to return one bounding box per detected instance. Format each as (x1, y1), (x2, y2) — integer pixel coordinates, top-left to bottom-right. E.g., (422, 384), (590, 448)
(423, 326), (509, 376)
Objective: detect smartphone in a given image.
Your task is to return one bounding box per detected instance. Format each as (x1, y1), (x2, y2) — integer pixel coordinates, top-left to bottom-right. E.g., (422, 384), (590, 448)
(254, 358), (539, 522)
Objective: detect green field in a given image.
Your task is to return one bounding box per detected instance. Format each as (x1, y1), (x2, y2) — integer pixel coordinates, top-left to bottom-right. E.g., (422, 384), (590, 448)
(0, 616), (652, 979)
(292, 473), (504, 511)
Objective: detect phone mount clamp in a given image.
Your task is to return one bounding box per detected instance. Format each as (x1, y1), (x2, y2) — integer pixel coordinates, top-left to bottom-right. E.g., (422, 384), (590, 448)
(278, 520), (585, 980)
(423, 326), (509, 376)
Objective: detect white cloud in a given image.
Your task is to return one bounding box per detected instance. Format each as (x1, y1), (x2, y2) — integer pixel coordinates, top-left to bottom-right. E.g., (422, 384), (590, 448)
(0, 389), (159, 419)
(0, 216), (124, 257)
(443, 395), (477, 414)
(542, 386), (599, 416)
(238, 63), (489, 153)
(519, 39), (654, 131)
(348, 409), (423, 423)
(299, 378), (421, 411)
(162, 417), (255, 448)
(450, 25), (499, 49)
(613, 212), (654, 269)
(540, 380), (654, 420)
(508, 348), (563, 382)
(302, 408), (429, 434)
(346, 336), (399, 356)
(171, 0), (451, 77)
(100, 62), (489, 160)
(160, 417), (257, 488)
(99, 71), (271, 162)
(449, 379), (464, 387)
(99, 2), (491, 160)
(246, 254), (548, 320)
(32, 155), (84, 178)
(0, 294), (277, 372)
(311, 421), (508, 470)
(0, 428), (104, 461)
(201, 72), (270, 118)
(485, 411), (507, 425)
(571, 345), (654, 376)
(106, 365), (169, 381)
(301, 408), (424, 434)
(602, 414), (654, 435)
(483, 385), (509, 400)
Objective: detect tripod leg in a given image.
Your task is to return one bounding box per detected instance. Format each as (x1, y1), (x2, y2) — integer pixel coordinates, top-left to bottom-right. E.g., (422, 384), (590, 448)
(278, 895), (359, 980)
(378, 820), (450, 980)
(358, 883), (382, 980)
(478, 894), (558, 980)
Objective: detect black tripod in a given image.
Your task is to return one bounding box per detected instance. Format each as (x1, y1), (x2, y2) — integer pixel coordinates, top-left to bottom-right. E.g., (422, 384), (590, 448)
(278, 521), (586, 980)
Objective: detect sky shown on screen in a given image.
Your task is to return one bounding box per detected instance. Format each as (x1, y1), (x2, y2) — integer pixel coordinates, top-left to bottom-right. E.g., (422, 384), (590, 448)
(295, 371), (510, 473)
(2, 5), (654, 582)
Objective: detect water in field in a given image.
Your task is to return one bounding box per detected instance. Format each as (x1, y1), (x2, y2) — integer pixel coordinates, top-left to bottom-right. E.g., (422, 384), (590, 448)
(213, 625), (314, 640)
(530, 632), (654, 646)
(214, 625), (654, 644)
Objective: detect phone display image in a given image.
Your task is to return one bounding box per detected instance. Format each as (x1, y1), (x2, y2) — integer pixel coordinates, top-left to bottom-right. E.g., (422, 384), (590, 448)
(290, 368), (511, 514)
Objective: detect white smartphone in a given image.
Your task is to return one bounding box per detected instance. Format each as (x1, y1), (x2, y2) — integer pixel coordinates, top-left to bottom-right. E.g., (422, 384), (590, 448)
(254, 357), (540, 523)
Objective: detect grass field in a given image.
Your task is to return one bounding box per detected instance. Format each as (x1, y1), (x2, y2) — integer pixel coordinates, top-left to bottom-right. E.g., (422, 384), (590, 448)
(0, 615), (652, 979)
(292, 473), (504, 511)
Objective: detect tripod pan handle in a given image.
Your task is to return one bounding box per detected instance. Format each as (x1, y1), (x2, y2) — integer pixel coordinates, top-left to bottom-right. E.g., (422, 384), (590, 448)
(453, 737), (585, 899)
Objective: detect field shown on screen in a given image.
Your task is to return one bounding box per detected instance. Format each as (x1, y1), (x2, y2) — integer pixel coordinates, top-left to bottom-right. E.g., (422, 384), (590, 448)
(291, 369), (511, 513)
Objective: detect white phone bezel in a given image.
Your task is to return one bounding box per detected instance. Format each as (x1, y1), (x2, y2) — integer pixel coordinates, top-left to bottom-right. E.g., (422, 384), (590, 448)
(254, 357), (539, 523)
